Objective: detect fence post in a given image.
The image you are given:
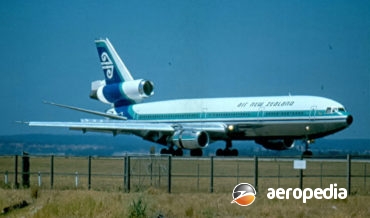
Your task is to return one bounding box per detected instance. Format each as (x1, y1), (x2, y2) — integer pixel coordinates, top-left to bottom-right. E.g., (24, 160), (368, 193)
(210, 156), (214, 193)
(50, 155), (54, 189)
(5, 170), (8, 185)
(150, 158), (153, 186)
(347, 154), (351, 195)
(364, 163), (367, 191)
(254, 156), (258, 192)
(88, 156), (91, 190)
(320, 162), (323, 188)
(38, 171), (42, 187)
(75, 172), (79, 188)
(125, 156), (130, 192)
(123, 156), (126, 191)
(237, 163), (240, 184)
(14, 155), (18, 189)
(168, 156), (171, 193)
(197, 164), (200, 191)
(22, 152), (30, 188)
(299, 155), (303, 190)
(278, 164), (280, 187)
(158, 164), (161, 187)
(299, 168), (303, 190)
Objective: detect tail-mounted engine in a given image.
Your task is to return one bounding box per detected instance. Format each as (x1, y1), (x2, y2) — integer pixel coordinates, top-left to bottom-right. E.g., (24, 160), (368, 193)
(171, 130), (209, 150)
(255, 139), (295, 151)
(90, 79), (154, 106)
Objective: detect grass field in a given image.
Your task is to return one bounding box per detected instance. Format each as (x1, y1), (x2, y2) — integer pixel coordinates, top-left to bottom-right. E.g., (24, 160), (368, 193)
(0, 155), (369, 217)
(1, 188), (369, 217)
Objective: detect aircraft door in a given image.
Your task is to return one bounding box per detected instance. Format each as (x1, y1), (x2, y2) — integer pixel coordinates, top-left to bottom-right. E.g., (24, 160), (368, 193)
(201, 106), (208, 120)
(258, 107), (265, 121)
(310, 106), (317, 120)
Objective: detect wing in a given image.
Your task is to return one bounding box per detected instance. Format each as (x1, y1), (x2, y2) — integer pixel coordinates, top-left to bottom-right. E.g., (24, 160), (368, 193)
(28, 101), (229, 146)
(29, 120), (174, 134)
(28, 120), (227, 142)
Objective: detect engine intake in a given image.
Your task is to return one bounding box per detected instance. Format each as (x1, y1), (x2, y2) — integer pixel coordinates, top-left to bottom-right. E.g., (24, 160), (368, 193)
(172, 130), (209, 149)
(255, 139), (295, 151)
(139, 80), (154, 96)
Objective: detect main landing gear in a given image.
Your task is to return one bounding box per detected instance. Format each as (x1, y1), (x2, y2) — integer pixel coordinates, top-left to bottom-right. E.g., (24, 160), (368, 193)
(160, 147), (183, 156)
(160, 147), (202, 157)
(302, 140), (313, 157)
(216, 140), (238, 156)
(190, 149), (203, 157)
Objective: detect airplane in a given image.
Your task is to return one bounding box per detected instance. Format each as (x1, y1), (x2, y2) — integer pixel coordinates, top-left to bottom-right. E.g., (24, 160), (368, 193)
(28, 38), (353, 156)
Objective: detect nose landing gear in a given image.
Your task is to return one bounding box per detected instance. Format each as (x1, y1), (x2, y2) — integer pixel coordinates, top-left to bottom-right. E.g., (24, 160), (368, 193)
(302, 139), (313, 157)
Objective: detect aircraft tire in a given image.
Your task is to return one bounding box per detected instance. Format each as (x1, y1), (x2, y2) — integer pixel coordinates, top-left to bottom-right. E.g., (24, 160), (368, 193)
(160, 148), (169, 155)
(216, 148), (238, 156)
(216, 149), (224, 156)
(231, 149), (238, 156)
(174, 148), (183, 156)
(303, 150), (313, 158)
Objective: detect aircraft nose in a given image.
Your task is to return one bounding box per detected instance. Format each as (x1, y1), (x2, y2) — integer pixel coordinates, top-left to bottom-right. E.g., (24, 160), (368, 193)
(346, 115), (353, 125)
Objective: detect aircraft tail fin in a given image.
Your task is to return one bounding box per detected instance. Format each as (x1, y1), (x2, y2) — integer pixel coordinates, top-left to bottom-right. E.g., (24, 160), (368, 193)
(95, 38), (134, 84)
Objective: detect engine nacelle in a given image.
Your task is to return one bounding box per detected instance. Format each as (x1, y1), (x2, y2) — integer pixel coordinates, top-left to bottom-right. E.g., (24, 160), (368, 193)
(255, 139), (295, 151)
(172, 130), (209, 149)
(90, 79), (154, 105)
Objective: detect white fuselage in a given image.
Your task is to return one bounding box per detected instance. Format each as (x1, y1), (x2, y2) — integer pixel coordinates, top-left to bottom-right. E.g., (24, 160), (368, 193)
(115, 95), (352, 140)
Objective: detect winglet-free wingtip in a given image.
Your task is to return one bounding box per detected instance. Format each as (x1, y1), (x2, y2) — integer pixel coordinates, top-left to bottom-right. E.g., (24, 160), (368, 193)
(43, 100), (55, 105)
(15, 120), (29, 125)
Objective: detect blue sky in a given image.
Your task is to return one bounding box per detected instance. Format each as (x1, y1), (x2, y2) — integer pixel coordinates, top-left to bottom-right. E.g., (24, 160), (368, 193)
(0, 0), (369, 139)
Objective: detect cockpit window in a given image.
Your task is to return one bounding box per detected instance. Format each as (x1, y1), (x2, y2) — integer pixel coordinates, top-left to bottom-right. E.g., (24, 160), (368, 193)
(326, 107), (346, 114)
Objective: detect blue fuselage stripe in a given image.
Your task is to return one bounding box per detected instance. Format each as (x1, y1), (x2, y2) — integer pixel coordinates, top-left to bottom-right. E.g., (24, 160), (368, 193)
(115, 107), (348, 123)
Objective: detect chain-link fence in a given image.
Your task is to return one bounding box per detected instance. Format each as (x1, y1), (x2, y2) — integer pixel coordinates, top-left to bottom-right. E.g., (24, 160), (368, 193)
(0, 155), (369, 195)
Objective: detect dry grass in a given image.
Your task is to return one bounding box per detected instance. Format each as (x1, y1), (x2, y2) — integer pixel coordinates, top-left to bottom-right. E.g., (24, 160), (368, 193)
(0, 188), (369, 217)
(0, 156), (369, 217)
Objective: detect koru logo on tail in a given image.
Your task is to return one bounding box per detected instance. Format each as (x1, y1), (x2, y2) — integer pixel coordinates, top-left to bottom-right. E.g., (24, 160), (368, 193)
(100, 52), (114, 79)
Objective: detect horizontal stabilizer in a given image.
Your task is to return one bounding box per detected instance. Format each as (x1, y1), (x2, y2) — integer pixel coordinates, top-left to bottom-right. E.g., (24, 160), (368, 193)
(43, 101), (127, 120)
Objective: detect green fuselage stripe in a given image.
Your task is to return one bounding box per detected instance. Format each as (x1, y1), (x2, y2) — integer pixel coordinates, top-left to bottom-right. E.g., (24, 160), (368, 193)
(132, 109), (345, 121)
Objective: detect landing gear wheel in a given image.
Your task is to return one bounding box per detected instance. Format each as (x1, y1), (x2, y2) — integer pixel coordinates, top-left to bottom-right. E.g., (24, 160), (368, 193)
(174, 148), (183, 156)
(160, 147), (183, 156)
(160, 148), (169, 155)
(216, 149), (224, 156)
(303, 150), (313, 157)
(190, 149), (203, 157)
(231, 149), (238, 156)
(216, 140), (238, 156)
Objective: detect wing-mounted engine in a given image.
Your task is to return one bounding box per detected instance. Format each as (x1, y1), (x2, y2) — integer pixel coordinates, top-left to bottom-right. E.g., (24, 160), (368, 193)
(90, 79), (154, 106)
(171, 130), (210, 149)
(255, 139), (295, 151)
